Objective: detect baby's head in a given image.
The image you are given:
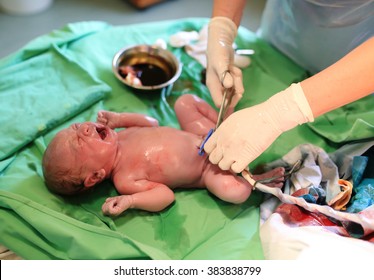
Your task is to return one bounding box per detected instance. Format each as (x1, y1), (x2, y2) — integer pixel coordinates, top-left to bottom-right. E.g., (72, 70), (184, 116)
(42, 132), (84, 195)
(42, 122), (119, 195)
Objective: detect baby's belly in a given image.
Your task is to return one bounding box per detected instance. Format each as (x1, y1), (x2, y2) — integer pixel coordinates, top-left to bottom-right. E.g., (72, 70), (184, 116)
(122, 128), (207, 187)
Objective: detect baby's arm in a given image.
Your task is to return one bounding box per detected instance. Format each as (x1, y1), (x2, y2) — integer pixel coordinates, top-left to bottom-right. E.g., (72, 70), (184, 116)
(97, 110), (159, 129)
(102, 183), (175, 216)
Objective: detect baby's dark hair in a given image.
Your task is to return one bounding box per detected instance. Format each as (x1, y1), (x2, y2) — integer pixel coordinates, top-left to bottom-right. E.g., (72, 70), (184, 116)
(42, 161), (84, 195)
(42, 138), (85, 196)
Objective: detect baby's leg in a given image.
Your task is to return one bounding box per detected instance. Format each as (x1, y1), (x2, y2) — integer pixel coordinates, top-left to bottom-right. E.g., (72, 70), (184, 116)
(202, 164), (253, 204)
(202, 165), (286, 204)
(174, 94), (217, 136)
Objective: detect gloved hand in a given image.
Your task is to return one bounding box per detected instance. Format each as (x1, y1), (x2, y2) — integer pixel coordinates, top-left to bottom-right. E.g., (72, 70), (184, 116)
(204, 83), (314, 173)
(206, 17), (244, 109)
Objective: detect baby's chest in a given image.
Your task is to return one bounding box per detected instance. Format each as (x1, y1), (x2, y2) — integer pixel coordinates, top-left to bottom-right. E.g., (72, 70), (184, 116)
(123, 147), (187, 175)
(117, 145), (203, 185)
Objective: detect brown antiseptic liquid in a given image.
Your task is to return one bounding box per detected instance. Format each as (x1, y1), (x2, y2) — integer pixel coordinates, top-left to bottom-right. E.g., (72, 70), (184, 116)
(131, 63), (169, 86)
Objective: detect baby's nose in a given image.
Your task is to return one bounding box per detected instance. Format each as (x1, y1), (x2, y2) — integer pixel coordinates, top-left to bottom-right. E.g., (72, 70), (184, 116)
(79, 123), (93, 136)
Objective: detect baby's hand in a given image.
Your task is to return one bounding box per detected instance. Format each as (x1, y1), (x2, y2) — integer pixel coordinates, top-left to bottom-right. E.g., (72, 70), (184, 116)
(97, 110), (119, 129)
(102, 195), (133, 216)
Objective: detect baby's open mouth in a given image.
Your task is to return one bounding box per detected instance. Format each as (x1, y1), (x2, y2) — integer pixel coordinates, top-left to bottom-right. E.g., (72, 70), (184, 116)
(96, 126), (107, 140)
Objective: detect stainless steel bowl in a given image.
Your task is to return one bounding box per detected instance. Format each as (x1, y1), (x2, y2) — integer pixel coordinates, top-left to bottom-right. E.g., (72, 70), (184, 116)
(112, 44), (182, 91)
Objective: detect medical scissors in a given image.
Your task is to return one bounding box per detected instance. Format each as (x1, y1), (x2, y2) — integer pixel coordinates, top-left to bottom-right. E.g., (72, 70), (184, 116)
(198, 70), (234, 155)
(215, 70), (235, 130)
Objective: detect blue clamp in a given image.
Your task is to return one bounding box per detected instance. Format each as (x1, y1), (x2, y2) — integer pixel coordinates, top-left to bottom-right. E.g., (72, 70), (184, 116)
(198, 128), (214, 156)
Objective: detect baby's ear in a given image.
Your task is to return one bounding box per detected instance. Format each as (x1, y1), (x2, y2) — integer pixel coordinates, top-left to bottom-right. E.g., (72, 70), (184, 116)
(84, 169), (106, 187)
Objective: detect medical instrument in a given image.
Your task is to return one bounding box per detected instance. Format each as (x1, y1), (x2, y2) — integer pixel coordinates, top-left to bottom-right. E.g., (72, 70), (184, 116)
(112, 44), (182, 91)
(198, 128), (214, 156)
(235, 49), (255, 56)
(215, 70), (234, 130)
(198, 70), (234, 156)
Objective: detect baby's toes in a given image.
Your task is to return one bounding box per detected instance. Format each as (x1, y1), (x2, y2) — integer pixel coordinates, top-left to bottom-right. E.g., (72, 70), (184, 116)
(267, 166), (285, 178)
(271, 181), (284, 188)
(274, 166), (285, 177)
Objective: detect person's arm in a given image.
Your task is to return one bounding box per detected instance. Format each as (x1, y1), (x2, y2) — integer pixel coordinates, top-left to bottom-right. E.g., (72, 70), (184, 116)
(212, 0), (246, 27)
(302, 36), (374, 117)
(206, 0), (247, 109)
(204, 37), (374, 173)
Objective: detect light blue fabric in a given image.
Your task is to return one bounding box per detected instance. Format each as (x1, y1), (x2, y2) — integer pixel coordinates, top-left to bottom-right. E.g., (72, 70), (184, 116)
(346, 155), (374, 213)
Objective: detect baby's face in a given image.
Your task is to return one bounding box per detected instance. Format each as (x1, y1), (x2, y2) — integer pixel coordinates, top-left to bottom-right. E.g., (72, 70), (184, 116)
(51, 122), (119, 178)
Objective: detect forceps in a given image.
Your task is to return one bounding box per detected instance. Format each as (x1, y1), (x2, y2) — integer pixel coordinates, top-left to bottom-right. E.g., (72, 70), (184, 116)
(198, 70), (234, 156)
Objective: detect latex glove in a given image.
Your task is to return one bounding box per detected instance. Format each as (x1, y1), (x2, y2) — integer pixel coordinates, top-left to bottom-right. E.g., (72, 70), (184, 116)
(204, 83), (314, 173)
(206, 17), (244, 109)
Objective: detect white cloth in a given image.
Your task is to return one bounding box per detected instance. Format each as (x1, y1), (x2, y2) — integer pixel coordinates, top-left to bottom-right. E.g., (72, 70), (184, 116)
(169, 25), (251, 69)
(260, 213), (374, 260)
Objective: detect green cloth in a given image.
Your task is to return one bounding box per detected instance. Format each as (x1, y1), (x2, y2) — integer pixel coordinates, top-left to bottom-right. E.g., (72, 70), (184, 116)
(0, 44), (110, 161)
(0, 19), (373, 260)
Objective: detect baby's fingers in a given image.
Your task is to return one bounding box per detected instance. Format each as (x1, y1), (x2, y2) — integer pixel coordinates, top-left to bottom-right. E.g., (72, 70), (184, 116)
(96, 111), (108, 125)
(102, 198), (120, 216)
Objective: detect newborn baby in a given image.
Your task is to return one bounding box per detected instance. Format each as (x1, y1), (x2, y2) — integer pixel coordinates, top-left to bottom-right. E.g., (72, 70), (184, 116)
(42, 94), (284, 216)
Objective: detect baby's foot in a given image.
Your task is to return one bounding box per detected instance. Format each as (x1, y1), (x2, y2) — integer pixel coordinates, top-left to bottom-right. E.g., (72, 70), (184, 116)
(97, 110), (119, 129)
(102, 195), (133, 216)
(252, 167), (285, 188)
